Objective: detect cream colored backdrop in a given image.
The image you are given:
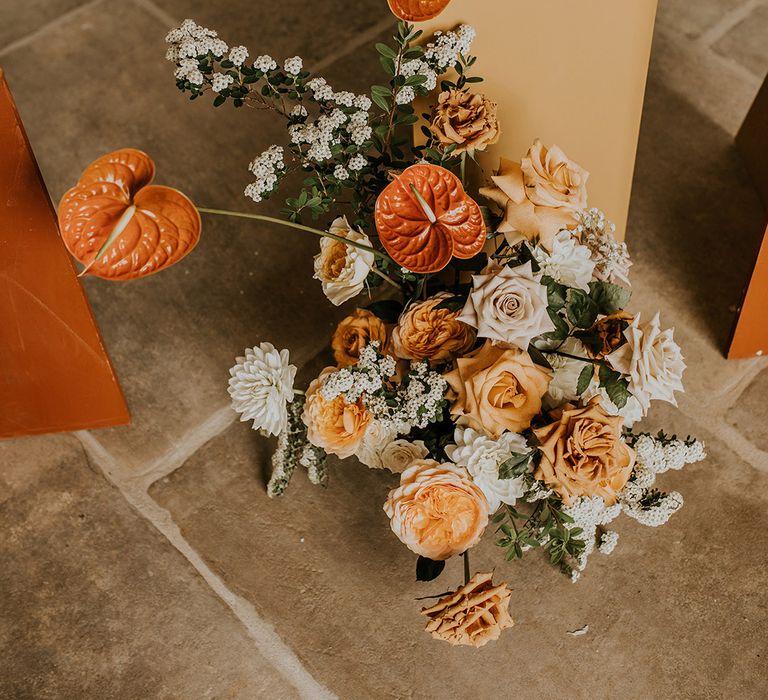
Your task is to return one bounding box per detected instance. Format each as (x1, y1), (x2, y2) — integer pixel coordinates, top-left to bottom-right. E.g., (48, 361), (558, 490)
(419, 0), (658, 241)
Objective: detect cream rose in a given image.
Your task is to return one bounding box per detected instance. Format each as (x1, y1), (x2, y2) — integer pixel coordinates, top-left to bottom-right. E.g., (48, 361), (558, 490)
(392, 292), (476, 363)
(533, 397), (636, 505)
(380, 439), (430, 473)
(302, 368), (372, 458)
(355, 419), (397, 469)
(313, 216), (375, 305)
(429, 89), (500, 154)
(606, 311), (685, 413)
(384, 460), (489, 560)
(479, 140), (589, 251)
(443, 341), (551, 438)
(331, 309), (389, 367)
(457, 260), (554, 349)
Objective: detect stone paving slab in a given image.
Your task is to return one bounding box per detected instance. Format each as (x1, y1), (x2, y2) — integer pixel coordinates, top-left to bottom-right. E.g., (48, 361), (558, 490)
(0, 434), (298, 699)
(726, 367), (768, 451)
(656, 0), (747, 39)
(149, 408), (768, 699)
(713, 2), (768, 77)
(0, 0), (90, 48)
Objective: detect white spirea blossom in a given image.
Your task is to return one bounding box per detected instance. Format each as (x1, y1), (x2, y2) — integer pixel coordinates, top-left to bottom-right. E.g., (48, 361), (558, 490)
(283, 56), (303, 75)
(228, 343), (297, 436)
(348, 154), (367, 171)
(445, 427), (528, 512)
(211, 73), (234, 93)
(598, 530), (619, 555)
(607, 312), (686, 412)
(166, 19), (228, 62)
(254, 54), (277, 72)
(244, 145), (285, 202)
(561, 495), (622, 573)
(395, 86), (416, 105)
(333, 165), (349, 180)
(623, 492), (684, 527)
(422, 25), (476, 71)
(228, 45), (248, 67)
(534, 230), (596, 291)
(577, 208), (632, 286)
(313, 216), (375, 305)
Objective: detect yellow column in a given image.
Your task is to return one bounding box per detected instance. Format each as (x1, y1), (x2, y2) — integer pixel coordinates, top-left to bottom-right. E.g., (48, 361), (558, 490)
(418, 0), (658, 240)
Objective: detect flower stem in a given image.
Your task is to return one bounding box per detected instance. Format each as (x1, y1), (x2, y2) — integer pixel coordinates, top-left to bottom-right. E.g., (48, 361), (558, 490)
(462, 550), (470, 585)
(197, 207), (395, 265)
(549, 349), (600, 365)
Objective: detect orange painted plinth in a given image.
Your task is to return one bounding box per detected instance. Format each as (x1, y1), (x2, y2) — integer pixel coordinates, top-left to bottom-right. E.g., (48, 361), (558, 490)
(0, 69), (129, 437)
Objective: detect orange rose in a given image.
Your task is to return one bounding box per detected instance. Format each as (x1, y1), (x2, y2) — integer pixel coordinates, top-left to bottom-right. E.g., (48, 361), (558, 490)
(533, 397), (635, 505)
(443, 341), (551, 438)
(331, 309), (389, 367)
(383, 460), (489, 560)
(429, 89), (500, 155)
(392, 292), (476, 363)
(302, 368), (371, 458)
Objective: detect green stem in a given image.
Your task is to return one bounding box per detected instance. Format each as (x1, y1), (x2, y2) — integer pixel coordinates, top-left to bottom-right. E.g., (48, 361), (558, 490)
(369, 265), (403, 292)
(197, 207), (395, 265)
(459, 151), (467, 186)
(462, 550), (470, 585)
(549, 349), (601, 365)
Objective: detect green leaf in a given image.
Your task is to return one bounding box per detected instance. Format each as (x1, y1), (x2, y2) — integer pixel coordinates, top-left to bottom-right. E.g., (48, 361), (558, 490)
(589, 281), (631, 314)
(212, 94), (226, 107)
(576, 364), (593, 395)
(566, 289), (599, 329)
(379, 55), (396, 75)
(544, 308), (570, 342)
(528, 344), (553, 370)
(598, 364), (631, 408)
(541, 275), (567, 311)
(370, 91), (390, 112)
(375, 42), (398, 59)
(498, 451), (533, 479)
(416, 556), (445, 582)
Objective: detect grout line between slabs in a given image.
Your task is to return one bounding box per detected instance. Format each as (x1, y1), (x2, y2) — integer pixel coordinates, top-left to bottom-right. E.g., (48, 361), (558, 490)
(697, 0), (762, 47)
(75, 429), (337, 700)
(0, 0), (105, 59)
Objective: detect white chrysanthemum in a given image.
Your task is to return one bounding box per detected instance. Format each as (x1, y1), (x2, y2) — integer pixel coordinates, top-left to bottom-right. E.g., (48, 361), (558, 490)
(313, 216), (375, 305)
(534, 230), (596, 290)
(380, 439), (430, 473)
(445, 427), (528, 512)
(543, 337), (588, 407)
(355, 420), (398, 470)
(606, 312), (685, 412)
(228, 343), (296, 436)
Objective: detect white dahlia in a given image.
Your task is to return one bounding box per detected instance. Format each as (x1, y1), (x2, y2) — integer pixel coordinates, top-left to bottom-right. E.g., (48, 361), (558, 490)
(228, 343), (296, 436)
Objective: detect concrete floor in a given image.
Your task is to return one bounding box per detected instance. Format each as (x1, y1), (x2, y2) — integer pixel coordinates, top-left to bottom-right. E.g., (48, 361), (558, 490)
(1, 0), (768, 698)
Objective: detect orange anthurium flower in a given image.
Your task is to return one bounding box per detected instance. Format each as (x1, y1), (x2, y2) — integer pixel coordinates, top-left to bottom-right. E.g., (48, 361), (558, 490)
(58, 148), (200, 280)
(374, 163), (486, 273)
(387, 0), (451, 22)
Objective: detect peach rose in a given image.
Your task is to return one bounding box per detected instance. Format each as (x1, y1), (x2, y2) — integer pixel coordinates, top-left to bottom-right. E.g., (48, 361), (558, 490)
(479, 140), (589, 251)
(429, 89), (500, 154)
(443, 341), (551, 438)
(302, 368), (371, 458)
(422, 572), (514, 647)
(331, 309), (389, 367)
(392, 292), (476, 363)
(383, 460), (489, 560)
(533, 397), (635, 505)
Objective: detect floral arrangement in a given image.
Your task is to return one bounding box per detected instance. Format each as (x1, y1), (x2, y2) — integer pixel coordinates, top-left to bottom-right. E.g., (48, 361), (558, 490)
(159, 15), (708, 648)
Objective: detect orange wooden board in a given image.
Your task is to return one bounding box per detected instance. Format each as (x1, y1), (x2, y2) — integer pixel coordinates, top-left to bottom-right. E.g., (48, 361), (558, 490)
(730, 73), (768, 359)
(0, 69), (129, 437)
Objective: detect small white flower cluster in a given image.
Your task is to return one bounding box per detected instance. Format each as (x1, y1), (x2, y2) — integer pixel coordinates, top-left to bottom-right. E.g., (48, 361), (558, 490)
(299, 443), (327, 486)
(623, 491), (684, 527)
(244, 145), (285, 202)
(598, 530), (619, 555)
(560, 495), (622, 579)
(369, 360), (448, 432)
(267, 399), (307, 497)
(576, 208), (632, 286)
(211, 73), (234, 93)
(399, 59), (438, 92)
(320, 342), (396, 404)
(288, 78), (371, 170)
(166, 18), (228, 65)
(283, 56), (303, 75)
(633, 434), (706, 474)
(422, 24), (476, 71)
(228, 45), (248, 67)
